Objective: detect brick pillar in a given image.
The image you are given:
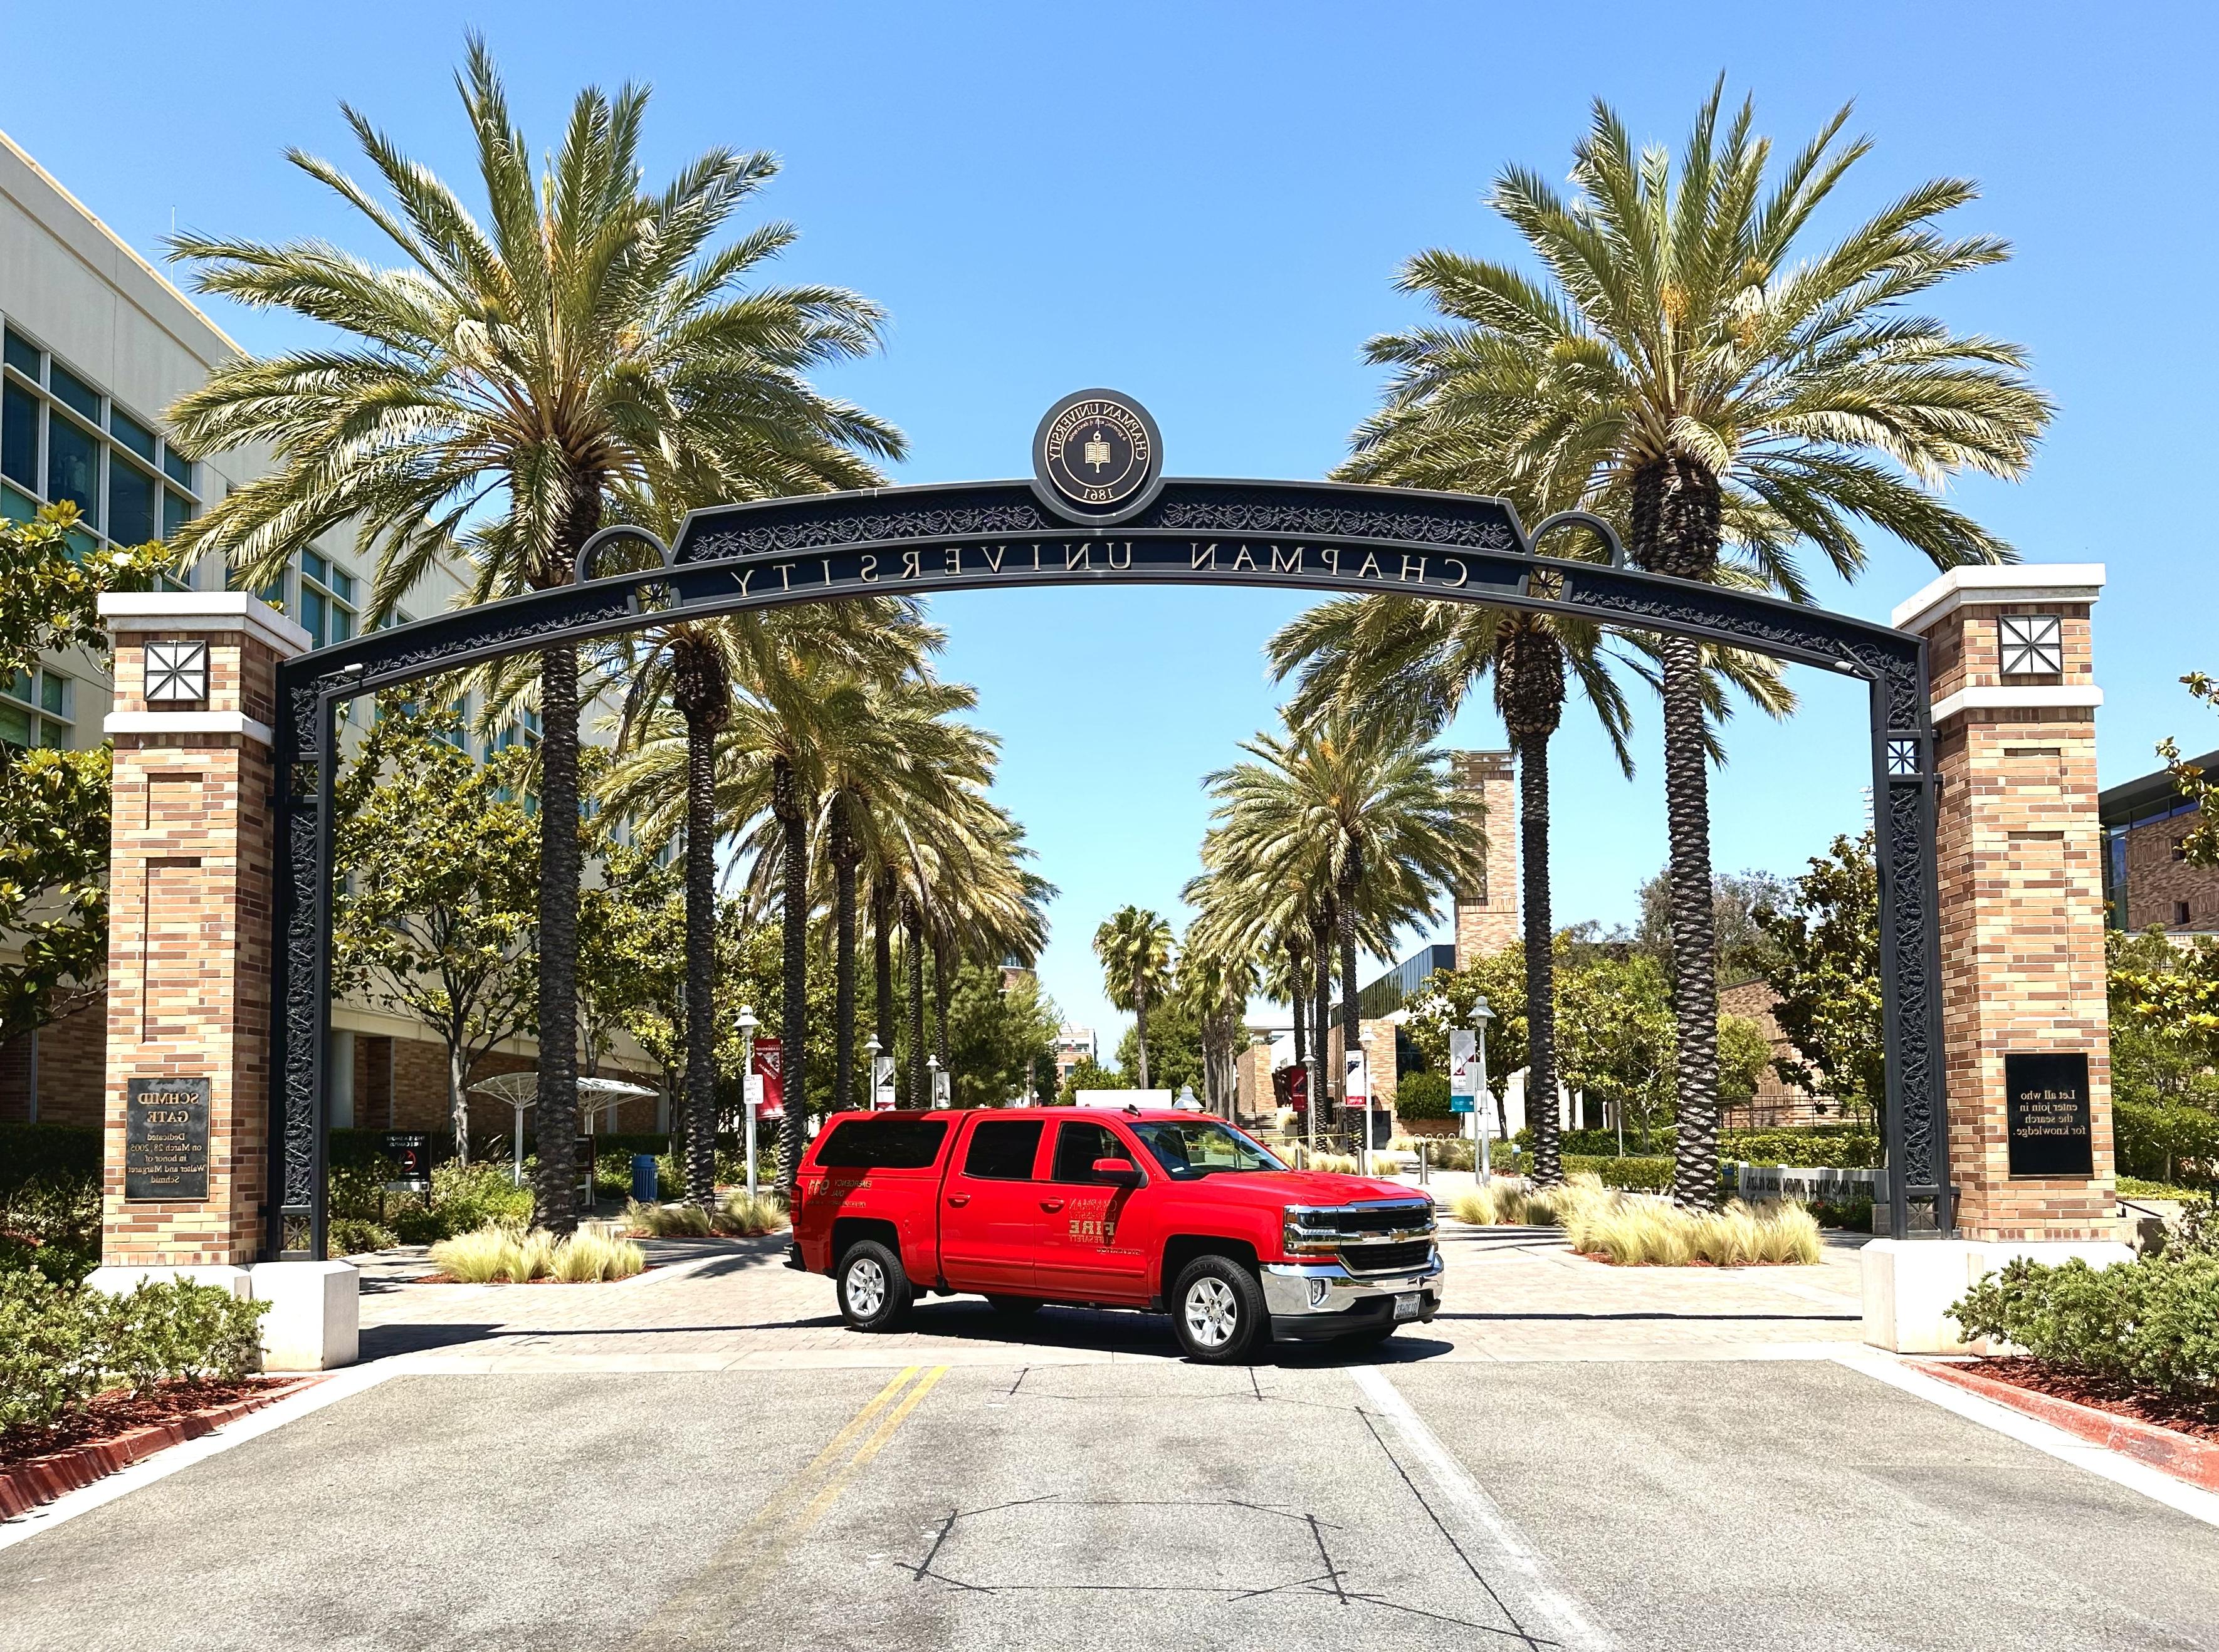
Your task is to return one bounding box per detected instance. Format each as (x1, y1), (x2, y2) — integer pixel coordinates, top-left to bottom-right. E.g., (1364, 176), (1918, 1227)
(96, 593), (310, 1268)
(1450, 750), (1518, 968)
(1895, 564), (2116, 1242)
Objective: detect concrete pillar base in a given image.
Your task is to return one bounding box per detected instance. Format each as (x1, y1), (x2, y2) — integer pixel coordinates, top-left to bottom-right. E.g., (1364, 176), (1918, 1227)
(85, 1264), (253, 1299)
(247, 1260), (360, 1371)
(1860, 1236), (2134, 1353)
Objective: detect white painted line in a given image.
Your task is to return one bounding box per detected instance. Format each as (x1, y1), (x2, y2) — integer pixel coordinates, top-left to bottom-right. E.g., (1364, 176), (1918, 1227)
(1352, 1363), (1629, 1652)
(1830, 1350), (2219, 1530)
(0, 1364), (400, 1553)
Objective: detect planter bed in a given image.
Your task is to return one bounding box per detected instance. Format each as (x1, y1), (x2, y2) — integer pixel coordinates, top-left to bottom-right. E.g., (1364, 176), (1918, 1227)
(1917, 1358), (2219, 1493)
(0, 1378), (318, 1519)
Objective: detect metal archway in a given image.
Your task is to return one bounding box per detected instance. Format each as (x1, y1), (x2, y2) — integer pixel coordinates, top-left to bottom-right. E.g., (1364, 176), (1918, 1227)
(271, 474), (1948, 1255)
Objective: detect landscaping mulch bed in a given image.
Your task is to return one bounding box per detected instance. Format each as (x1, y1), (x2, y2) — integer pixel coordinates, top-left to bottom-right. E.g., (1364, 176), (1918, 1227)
(1919, 1359), (2219, 1495)
(0, 1378), (317, 1519)
(1951, 1357), (2219, 1444)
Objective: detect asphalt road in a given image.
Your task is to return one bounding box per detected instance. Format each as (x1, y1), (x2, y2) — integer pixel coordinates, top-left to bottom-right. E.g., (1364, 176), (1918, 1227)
(3, 1354), (2215, 1652)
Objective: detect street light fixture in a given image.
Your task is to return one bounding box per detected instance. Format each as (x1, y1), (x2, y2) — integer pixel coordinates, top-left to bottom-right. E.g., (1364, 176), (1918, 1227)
(1471, 995), (1495, 1185)
(927, 1052), (949, 1109)
(736, 1005), (760, 1201)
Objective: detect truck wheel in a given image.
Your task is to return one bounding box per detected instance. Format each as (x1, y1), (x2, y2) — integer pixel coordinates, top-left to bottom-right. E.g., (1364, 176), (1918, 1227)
(1170, 1255), (1265, 1364)
(836, 1240), (913, 1332)
(985, 1296), (1043, 1317)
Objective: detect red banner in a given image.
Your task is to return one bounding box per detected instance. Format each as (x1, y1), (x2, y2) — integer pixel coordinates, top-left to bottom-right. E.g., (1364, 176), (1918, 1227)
(752, 1037), (784, 1118)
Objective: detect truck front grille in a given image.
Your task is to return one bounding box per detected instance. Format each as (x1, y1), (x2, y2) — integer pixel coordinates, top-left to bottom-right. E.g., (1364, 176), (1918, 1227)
(1340, 1238), (1434, 1274)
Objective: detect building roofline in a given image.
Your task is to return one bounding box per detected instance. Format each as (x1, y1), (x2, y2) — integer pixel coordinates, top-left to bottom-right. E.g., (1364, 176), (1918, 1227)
(0, 126), (247, 364)
(2099, 749), (2218, 823)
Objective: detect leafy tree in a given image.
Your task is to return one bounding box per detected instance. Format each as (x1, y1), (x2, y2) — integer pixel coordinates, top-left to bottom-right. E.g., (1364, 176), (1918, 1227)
(1116, 990), (1204, 1098)
(1752, 833), (1883, 1126)
(167, 38), (900, 1230)
(1057, 1057), (1128, 1104)
(1404, 950), (1531, 1085)
(942, 963), (1059, 1109)
(333, 699), (539, 1161)
(1635, 867), (1793, 985)
(1717, 1013), (1775, 1111)
(1094, 906), (1175, 1090)
(1363, 83), (2051, 1204)
(1557, 953), (1679, 1153)
(2159, 671), (2219, 868)
(0, 507), (170, 1042)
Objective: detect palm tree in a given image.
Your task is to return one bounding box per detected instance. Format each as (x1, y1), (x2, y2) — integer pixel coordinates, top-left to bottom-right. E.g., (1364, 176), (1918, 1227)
(1094, 907), (1175, 1089)
(1272, 439), (1790, 1184)
(164, 39), (902, 1228)
(1204, 713), (1485, 1143)
(1357, 83), (2052, 1203)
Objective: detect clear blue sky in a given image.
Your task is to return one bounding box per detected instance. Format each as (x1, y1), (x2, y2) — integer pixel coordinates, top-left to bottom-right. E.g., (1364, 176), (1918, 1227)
(11, 1), (2215, 1055)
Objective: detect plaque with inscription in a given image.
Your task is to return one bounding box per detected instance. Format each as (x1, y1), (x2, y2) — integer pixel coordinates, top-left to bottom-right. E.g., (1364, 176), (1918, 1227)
(2004, 1052), (2094, 1178)
(126, 1077), (211, 1201)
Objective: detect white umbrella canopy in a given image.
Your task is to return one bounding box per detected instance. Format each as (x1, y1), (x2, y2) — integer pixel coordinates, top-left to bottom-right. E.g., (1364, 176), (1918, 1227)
(466, 1073), (659, 1186)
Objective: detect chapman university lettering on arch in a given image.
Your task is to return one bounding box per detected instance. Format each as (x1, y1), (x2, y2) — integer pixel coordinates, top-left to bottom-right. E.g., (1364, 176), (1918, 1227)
(677, 534), (1525, 605)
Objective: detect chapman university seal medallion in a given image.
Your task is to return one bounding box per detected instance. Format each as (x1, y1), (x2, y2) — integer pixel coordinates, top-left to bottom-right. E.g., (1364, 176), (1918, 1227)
(1031, 389), (1165, 524)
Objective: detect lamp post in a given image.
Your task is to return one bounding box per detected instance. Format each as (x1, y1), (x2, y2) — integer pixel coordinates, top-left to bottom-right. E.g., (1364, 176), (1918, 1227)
(1471, 995), (1495, 1186)
(736, 1005), (759, 1203)
(863, 1033), (881, 1111)
(928, 1053), (948, 1109)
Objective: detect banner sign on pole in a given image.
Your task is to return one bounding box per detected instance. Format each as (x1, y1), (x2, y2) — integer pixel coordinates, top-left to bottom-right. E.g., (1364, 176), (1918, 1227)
(871, 1054), (896, 1111)
(752, 1038), (784, 1118)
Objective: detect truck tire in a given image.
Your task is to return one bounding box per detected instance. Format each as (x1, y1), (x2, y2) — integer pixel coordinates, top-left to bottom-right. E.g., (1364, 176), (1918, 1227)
(985, 1296), (1043, 1317)
(1169, 1255), (1266, 1364)
(836, 1240), (913, 1332)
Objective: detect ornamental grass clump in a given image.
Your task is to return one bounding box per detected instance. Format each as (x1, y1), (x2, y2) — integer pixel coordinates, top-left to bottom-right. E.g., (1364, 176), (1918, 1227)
(430, 1223), (644, 1283)
(712, 1192), (788, 1237)
(553, 1230), (646, 1283)
(625, 1200), (714, 1238)
(1562, 1190), (1822, 1266)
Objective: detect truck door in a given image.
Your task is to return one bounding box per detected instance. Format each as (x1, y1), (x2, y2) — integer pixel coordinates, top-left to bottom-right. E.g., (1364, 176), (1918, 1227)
(936, 1116), (1049, 1294)
(1034, 1117), (1153, 1304)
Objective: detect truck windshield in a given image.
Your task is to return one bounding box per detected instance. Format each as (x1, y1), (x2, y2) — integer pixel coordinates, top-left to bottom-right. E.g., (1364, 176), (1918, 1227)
(1127, 1120), (1287, 1179)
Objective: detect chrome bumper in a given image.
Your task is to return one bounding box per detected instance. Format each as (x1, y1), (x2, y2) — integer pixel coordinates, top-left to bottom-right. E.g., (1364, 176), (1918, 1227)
(1259, 1250), (1444, 1319)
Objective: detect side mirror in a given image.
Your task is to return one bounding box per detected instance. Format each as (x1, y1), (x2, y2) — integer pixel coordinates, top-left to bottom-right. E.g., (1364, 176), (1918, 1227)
(1092, 1157), (1142, 1187)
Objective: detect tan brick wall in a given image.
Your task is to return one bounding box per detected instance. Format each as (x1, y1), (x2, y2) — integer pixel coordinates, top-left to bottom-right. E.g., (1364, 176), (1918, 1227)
(2118, 810), (2219, 931)
(1450, 750), (1518, 967)
(1916, 592), (2116, 1241)
(101, 625), (283, 1267)
(1717, 979), (1832, 1129)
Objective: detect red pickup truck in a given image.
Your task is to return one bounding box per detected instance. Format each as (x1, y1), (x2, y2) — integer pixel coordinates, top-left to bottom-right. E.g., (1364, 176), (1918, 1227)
(788, 1106), (1440, 1362)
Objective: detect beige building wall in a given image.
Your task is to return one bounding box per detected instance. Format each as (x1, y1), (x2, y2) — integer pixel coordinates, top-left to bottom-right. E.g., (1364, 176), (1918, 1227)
(1449, 750), (1518, 967)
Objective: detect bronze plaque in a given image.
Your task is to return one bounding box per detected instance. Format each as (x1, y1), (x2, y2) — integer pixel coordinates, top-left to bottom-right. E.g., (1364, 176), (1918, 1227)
(2004, 1052), (2094, 1178)
(125, 1077), (211, 1201)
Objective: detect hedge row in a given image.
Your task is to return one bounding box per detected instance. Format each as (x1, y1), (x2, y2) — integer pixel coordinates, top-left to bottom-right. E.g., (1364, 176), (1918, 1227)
(0, 1274), (268, 1431)
(1563, 1154), (1673, 1191)
(0, 1125), (100, 1196)
(1538, 1126), (1881, 1169)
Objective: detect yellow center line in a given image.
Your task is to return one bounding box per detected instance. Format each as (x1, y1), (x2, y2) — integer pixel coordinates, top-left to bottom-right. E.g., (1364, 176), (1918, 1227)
(790, 1364), (947, 1534)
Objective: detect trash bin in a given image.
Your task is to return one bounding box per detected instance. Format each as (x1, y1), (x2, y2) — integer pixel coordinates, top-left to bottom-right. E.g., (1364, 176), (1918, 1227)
(631, 1153), (659, 1204)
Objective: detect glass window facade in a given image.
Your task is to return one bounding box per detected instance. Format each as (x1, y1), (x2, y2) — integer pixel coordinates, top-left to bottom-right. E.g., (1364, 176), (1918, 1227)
(109, 457), (156, 544)
(1, 330), (38, 379)
(1, 382), (35, 489)
(1, 667), (71, 748)
(110, 407), (157, 463)
(45, 413), (98, 524)
(46, 362), (100, 422)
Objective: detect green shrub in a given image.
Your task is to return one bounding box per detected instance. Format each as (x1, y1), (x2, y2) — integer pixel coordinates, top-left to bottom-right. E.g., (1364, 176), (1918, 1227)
(1951, 1248), (2219, 1403)
(0, 1174), (101, 1283)
(1565, 1154), (1672, 1191)
(430, 1161), (533, 1231)
(391, 1203), (449, 1245)
(0, 1275), (268, 1432)
(1806, 1195), (1875, 1231)
(0, 1125), (100, 1198)
(1723, 1127), (1882, 1169)
(1395, 1072), (1452, 1120)
(328, 1217), (399, 1255)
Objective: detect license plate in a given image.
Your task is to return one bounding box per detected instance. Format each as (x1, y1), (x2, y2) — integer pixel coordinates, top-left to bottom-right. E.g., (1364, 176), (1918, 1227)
(1393, 1292), (1422, 1322)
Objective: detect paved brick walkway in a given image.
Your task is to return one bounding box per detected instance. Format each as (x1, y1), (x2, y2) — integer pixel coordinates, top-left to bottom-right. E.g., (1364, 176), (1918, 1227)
(355, 1211), (1870, 1374)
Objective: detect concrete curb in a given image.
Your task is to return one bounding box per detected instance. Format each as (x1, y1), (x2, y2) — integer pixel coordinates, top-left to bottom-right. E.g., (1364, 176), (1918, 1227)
(0, 1378), (320, 1519)
(1916, 1361), (2219, 1493)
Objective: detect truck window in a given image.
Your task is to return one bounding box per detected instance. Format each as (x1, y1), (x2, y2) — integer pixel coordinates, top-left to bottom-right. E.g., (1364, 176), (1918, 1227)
(962, 1119), (1043, 1180)
(1049, 1120), (1127, 1184)
(811, 1116), (950, 1169)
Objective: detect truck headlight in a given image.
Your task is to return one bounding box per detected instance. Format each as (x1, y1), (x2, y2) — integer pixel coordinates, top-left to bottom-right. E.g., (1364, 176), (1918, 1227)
(1282, 1208), (1338, 1258)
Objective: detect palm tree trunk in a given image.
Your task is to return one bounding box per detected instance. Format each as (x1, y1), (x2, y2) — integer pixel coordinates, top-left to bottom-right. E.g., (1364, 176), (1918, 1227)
(872, 870), (895, 1075)
(680, 697), (721, 1210)
(932, 932), (952, 1074)
(1518, 731), (1561, 1186)
(904, 896), (926, 1109)
(1309, 902), (1333, 1149)
(774, 758), (811, 1192)
(831, 801), (859, 1114)
(1632, 454), (1726, 1211)
(1336, 850), (1363, 1153)
(533, 642), (581, 1231)
(1133, 978), (1151, 1090)
(1288, 939), (1308, 1075)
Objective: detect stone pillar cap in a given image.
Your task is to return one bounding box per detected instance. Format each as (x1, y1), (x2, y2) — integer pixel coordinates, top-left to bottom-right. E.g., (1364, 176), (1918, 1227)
(100, 590), (314, 656)
(1892, 563), (2105, 634)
